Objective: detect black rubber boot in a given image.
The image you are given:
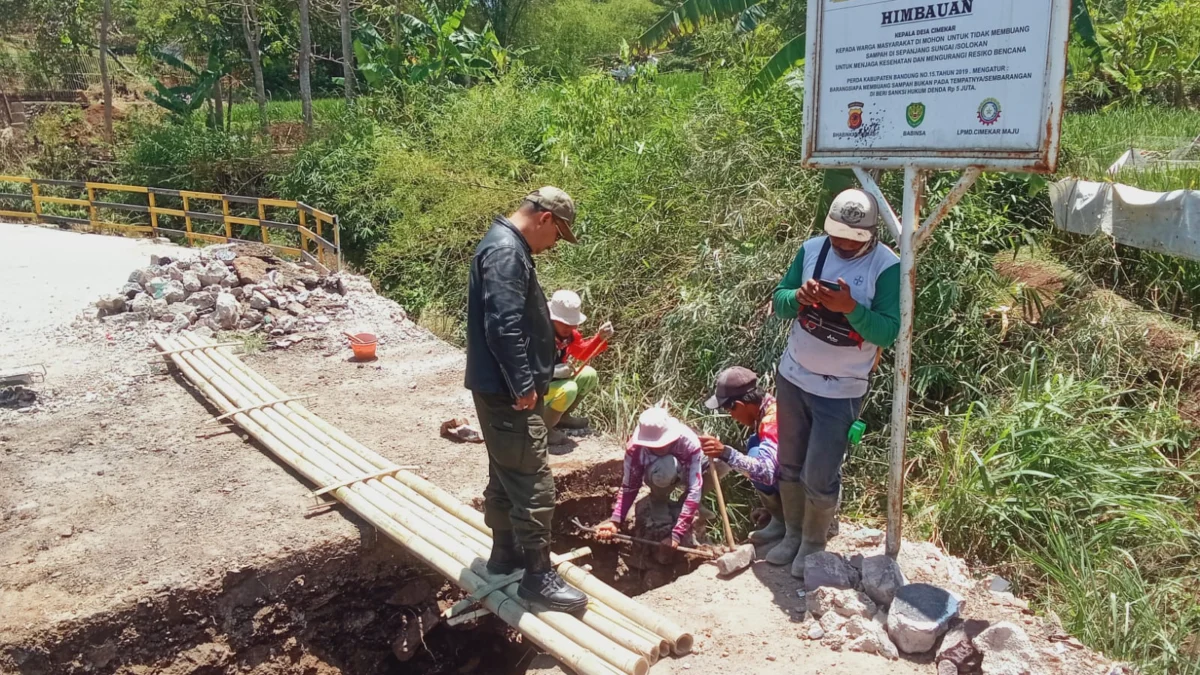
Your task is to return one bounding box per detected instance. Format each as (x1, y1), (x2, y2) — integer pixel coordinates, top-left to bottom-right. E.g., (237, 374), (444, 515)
(518, 547), (588, 613)
(486, 529), (522, 576)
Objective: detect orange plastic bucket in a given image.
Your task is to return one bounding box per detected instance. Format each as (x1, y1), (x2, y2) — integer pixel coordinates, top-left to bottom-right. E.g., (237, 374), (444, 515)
(350, 333), (378, 360)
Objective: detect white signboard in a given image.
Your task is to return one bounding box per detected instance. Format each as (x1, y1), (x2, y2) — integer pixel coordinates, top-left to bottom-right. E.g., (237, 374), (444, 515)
(801, 0), (1071, 171)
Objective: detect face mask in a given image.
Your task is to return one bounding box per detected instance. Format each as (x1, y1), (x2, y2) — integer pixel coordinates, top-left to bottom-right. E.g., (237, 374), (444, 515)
(833, 235), (877, 259)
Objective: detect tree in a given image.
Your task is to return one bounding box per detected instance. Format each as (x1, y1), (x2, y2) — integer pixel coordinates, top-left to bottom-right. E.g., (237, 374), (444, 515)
(99, 0), (114, 143)
(241, 0), (269, 132)
(298, 0), (314, 129)
(339, 0), (355, 100)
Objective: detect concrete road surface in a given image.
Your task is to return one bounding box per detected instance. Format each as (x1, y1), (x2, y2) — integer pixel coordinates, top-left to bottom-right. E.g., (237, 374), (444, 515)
(0, 222), (181, 362)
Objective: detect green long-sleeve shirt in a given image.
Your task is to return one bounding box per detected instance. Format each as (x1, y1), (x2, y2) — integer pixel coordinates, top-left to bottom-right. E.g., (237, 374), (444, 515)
(771, 244), (901, 348)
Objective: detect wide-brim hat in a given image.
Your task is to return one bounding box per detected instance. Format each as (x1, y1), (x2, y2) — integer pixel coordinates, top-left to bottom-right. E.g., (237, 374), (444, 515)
(631, 407), (682, 448)
(548, 289), (587, 326)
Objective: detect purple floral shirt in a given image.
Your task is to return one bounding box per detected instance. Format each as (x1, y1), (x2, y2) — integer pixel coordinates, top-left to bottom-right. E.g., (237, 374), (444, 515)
(611, 426), (704, 542)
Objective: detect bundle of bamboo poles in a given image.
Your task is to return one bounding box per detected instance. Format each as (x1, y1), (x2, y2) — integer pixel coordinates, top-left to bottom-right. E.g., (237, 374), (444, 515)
(153, 332), (691, 675)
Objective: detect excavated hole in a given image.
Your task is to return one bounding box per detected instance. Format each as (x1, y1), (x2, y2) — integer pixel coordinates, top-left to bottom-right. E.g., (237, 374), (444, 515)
(4, 476), (700, 675)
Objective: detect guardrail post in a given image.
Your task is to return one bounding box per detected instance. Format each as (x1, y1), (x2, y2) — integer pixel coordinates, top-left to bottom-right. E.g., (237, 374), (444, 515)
(148, 191), (159, 237)
(30, 180), (42, 219)
(86, 184), (98, 232)
(182, 194), (194, 247)
(222, 196), (233, 239)
(258, 200), (269, 244)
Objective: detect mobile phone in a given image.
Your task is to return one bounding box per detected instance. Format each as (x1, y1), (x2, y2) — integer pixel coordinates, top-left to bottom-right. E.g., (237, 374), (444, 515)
(818, 279), (841, 291)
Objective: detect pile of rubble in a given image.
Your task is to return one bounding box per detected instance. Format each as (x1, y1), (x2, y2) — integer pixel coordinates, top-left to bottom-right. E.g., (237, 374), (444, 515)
(794, 529), (1073, 675)
(94, 244), (354, 341)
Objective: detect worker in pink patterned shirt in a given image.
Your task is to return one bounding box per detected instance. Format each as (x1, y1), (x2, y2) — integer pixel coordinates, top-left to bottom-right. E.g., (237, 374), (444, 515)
(594, 407), (706, 548)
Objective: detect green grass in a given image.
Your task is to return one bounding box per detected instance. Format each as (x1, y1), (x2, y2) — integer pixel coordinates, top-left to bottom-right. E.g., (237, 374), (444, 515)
(1059, 107), (1200, 186)
(226, 97), (349, 126)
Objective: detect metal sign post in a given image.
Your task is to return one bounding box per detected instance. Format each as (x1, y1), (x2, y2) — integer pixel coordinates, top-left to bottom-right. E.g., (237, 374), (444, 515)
(800, 0), (1072, 557)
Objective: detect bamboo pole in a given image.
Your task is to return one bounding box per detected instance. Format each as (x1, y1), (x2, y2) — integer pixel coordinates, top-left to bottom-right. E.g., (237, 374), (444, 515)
(155, 335), (630, 675)
(184, 336), (495, 551)
(175, 334), (655, 672)
(200, 333), (691, 654)
(162, 335), (652, 675)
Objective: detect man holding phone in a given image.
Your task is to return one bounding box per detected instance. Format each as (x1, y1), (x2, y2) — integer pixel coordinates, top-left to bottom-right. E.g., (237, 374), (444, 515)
(767, 188), (901, 578)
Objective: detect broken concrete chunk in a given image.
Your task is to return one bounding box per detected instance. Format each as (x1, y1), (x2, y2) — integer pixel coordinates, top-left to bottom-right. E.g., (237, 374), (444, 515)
(285, 302), (307, 317)
(182, 271), (202, 294)
(197, 261), (229, 287)
(938, 619), (989, 669)
(818, 610), (848, 634)
(121, 282), (143, 299)
(129, 293), (154, 316)
(938, 660), (959, 675)
(248, 291), (271, 311)
(162, 280), (186, 304)
(167, 264), (185, 282)
(808, 587), (876, 619)
(221, 273), (238, 288)
(715, 544), (755, 577)
(804, 551), (857, 591)
(231, 256), (269, 285)
(186, 291), (218, 311)
(96, 295), (126, 313)
(862, 554), (906, 606)
(973, 621), (1041, 675)
(846, 617), (899, 660)
(168, 314), (191, 333)
(886, 583), (960, 654)
(213, 293), (242, 330)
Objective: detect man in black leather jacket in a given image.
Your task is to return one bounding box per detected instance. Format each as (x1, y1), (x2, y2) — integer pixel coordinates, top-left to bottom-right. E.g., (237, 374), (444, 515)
(464, 186), (589, 613)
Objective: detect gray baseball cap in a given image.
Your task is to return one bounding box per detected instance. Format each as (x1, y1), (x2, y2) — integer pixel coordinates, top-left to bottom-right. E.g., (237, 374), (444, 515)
(704, 366), (759, 409)
(824, 188), (879, 243)
(524, 186), (578, 244)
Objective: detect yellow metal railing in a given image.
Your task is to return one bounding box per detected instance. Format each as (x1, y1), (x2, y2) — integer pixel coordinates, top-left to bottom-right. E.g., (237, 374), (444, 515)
(0, 176), (341, 272)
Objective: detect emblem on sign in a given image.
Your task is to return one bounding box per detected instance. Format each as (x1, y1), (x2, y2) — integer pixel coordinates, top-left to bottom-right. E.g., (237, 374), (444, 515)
(977, 98), (1001, 126)
(847, 102), (864, 130)
(905, 102), (925, 128)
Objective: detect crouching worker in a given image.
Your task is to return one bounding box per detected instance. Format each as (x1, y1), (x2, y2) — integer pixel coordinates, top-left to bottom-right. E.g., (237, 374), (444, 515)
(545, 290), (614, 444)
(594, 407), (708, 548)
(697, 366), (783, 546)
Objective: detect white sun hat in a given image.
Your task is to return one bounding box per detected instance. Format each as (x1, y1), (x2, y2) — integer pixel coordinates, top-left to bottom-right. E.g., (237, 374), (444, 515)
(631, 407), (682, 448)
(824, 188), (879, 243)
(548, 289), (587, 326)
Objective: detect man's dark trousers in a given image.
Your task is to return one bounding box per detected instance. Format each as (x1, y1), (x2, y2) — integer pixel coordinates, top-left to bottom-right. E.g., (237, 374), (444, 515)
(473, 392), (555, 550)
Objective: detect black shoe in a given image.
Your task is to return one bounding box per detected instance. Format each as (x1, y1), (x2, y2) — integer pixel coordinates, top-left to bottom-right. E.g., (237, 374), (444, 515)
(486, 529), (522, 575)
(517, 547), (588, 613)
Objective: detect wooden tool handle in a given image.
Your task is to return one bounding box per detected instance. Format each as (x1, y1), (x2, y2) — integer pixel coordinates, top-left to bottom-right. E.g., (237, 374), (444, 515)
(709, 462), (736, 550)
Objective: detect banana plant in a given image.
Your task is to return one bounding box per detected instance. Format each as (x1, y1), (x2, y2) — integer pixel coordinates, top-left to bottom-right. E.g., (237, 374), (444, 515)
(353, 0), (519, 89)
(148, 46), (231, 122)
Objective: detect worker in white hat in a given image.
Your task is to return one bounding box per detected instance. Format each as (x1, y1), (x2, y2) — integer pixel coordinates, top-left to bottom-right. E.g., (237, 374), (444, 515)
(544, 290), (614, 445)
(766, 188), (901, 578)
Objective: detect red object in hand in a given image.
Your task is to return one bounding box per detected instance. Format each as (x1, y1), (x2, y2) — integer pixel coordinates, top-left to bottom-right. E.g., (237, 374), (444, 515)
(562, 329), (609, 376)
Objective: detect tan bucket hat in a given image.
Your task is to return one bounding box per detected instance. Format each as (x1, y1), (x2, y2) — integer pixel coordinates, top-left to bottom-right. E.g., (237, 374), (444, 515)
(548, 290), (587, 326)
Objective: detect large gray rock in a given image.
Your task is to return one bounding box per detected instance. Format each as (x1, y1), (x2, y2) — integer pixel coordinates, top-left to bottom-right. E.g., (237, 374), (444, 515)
(197, 261), (229, 287)
(807, 587), (877, 619)
(248, 291), (271, 311)
(213, 293), (242, 330)
(162, 280), (187, 304)
(973, 622), (1041, 675)
(186, 291), (218, 310)
(165, 303), (198, 323)
(129, 292), (154, 316)
(121, 282), (143, 299)
(862, 554), (907, 606)
(167, 263), (185, 281)
(182, 271), (202, 293)
(886, 583), (960, 654)
(804, 551), (857, 591)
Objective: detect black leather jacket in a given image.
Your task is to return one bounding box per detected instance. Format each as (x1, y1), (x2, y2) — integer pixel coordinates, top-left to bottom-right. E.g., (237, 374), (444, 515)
(464, 217), (555, 398)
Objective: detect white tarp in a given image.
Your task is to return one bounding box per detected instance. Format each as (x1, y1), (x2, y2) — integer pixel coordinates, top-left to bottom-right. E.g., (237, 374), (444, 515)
(1050, 178), (1200, 261)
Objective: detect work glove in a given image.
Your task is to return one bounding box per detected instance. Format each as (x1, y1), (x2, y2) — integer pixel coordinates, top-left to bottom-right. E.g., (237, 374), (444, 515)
(553, 363), (573, 380)
(597, 321), (614, 341)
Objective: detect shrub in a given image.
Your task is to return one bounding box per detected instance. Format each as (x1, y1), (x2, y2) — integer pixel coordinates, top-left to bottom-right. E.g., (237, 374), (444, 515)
(514, 0), (661, 78)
